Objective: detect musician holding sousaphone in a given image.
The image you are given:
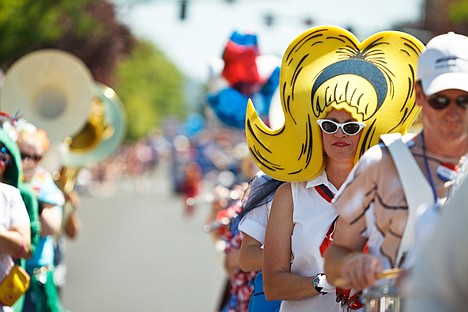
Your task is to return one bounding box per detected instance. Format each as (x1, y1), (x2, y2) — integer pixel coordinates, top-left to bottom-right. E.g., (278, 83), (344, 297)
(0, 48), (126, 312)
(15, 120), (67, 312)
(324, 31), (468, 311)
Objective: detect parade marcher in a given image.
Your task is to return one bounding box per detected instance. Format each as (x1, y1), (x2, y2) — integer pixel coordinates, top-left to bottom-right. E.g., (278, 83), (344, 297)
(51, 163), (82, 300)
(216, 181), (257, 312)
(236, 171), (283, 312)
(52, 186), (81, 300)
(244, 26), (423, 311)
(221, 213), (257, 312)
(323, 31), (468, 307)
(0, 184), (31, 312)
(262, 108), (364, 311)
(0, 127), (32, 312)
(16, 122), (65, 312)
(0, 117), (40, 312)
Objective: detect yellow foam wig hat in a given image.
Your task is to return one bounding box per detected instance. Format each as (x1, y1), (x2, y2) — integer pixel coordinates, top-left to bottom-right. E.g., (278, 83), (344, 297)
(246, 26), (424, 182)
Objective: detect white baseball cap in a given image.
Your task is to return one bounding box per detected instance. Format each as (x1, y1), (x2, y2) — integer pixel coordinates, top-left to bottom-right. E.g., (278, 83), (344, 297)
(417, 32), (468, 96)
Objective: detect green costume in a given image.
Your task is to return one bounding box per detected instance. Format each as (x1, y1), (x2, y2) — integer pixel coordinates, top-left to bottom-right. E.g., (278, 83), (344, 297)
(0, 129), (41, 312)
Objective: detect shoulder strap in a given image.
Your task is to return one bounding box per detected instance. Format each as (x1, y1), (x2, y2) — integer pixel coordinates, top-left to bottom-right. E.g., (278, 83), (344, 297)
(380, 133), (433, 267)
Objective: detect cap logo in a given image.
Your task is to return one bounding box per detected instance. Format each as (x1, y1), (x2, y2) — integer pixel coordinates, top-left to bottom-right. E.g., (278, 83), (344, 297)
(435, 56), (468, 70)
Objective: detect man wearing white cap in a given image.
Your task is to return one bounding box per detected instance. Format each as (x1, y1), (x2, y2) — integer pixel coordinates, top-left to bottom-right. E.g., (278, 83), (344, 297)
(323, 31), (468, 302)
(400, 33), (468, 312)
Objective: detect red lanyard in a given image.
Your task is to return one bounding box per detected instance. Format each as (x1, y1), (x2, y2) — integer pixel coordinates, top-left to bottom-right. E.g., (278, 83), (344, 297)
(314, 184), (338, 257)
(314, 184), (334, 203)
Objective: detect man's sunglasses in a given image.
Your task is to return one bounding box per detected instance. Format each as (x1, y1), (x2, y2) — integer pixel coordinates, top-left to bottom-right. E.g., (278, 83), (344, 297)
(316, 119), (366, 136)
(20, 152), (43, 162)
(427, 95), (468, 110)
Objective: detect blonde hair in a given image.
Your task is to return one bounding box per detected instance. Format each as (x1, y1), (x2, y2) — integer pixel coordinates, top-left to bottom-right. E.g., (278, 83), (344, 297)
(16, 120), (50, 151)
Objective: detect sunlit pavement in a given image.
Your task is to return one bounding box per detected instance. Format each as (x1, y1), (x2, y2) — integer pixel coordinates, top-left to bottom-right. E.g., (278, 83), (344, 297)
(62, 163), (226, 312)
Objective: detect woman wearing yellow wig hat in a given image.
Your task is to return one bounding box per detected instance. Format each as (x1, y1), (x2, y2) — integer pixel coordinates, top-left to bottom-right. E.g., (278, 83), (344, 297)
(244, 26), (424, 311)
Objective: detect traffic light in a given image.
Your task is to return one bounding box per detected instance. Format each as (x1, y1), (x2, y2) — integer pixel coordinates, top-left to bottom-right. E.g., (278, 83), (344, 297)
(264, 13), (275, 27)
(179, 0), (188, 20)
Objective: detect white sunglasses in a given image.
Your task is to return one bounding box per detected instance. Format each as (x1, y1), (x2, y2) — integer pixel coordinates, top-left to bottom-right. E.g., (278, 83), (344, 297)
(316, 119), (366, 136)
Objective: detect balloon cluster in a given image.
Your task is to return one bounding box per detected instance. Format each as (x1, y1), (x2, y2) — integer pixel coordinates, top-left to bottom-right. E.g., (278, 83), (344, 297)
(207, 30), (280, 129)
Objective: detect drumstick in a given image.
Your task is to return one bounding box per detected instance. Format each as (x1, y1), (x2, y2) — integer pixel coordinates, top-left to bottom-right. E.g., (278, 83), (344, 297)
(333, 268), (401, 288)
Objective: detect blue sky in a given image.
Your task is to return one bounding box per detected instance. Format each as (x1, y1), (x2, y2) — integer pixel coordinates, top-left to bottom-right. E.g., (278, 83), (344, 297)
(115, 0), (424, 82)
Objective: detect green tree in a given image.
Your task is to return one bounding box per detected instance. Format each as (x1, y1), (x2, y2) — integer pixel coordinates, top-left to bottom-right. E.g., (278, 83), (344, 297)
(0, 0), (95, 68)
(449, 0), (468, 29)
(114, 39), (187, 140)
(0, 0), (135, 84)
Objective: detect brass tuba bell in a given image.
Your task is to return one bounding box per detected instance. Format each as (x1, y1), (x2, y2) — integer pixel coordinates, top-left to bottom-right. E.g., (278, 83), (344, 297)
(60, 83), (126, 168)
(55, 83), (126, 194)
(0, 49), (94, 143)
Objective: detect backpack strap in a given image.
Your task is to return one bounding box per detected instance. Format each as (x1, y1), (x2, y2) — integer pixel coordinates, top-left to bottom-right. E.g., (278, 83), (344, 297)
(380, 133), (433, 267)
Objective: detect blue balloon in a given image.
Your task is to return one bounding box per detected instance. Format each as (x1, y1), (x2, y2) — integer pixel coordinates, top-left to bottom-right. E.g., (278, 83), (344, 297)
(207, 88), (248, 128)
(207, 66), (280, 129)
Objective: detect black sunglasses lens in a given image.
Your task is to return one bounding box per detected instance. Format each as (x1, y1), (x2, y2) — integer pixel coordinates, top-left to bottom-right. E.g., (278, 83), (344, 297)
(321, 121), (337, 133)
(456, 96), (468, 109)
(21, 153), (42, 162)
(343, 123), (360, 135)
(428, 96), (468, 109)
(428, 96), (450, 110)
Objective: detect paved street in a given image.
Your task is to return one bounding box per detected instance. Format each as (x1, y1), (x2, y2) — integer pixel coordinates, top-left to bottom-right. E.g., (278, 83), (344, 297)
(61, 164), (226, 311)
